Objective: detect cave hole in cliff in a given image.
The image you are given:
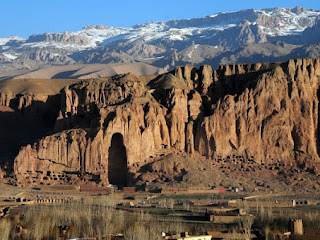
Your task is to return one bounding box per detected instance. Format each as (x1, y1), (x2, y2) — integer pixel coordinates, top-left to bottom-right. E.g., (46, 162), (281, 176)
(108, 133), (128, 187)
(317, 87), (320, 158)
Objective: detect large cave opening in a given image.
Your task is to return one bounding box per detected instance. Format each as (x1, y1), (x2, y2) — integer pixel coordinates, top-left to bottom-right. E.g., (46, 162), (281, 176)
(317, 87), (320, 158)
(108, 133), (128, 187)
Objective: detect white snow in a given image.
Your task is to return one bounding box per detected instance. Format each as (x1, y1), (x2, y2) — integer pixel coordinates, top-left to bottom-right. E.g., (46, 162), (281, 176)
(2, 52), (18, 60)
(75, 26), (131, 47)
(188, 44), (200, 58)
(0, 36), (25, 46)
(67, 21), (237, 45)
(258, 8), (320, 36)
(21, 41), (91, 51)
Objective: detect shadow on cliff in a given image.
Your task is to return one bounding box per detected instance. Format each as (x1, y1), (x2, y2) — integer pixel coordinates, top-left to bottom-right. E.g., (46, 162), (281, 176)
(0, 94), (61, 173)
(150, 65), (273, 119)
(208, 68), (271, 105)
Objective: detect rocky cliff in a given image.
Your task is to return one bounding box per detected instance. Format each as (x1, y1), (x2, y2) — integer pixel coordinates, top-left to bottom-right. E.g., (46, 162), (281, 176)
(27, 33), (90, 46)
(6, 58), (320, 188)
(19, 50), (75, 64)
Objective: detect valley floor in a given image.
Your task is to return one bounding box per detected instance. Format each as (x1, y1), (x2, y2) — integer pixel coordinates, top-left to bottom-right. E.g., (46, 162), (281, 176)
(1, 183), (320, 239)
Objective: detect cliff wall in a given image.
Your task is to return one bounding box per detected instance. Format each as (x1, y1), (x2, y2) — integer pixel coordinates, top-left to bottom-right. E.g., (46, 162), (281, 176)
(6, 59), (320, 186)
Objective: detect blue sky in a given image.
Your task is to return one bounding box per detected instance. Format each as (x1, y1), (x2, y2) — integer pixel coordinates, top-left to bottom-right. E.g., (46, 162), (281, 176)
(1, 0), (320, 38)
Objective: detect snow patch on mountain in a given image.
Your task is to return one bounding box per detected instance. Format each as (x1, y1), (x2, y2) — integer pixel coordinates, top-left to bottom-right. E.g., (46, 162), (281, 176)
(257, 7), (320, 36)
(2, 52), (18, 60)
(6, 7), (319, 52)
(188, 44), (200, 58)
(1, 6), (320, 71)
(0, 36), (25, 46)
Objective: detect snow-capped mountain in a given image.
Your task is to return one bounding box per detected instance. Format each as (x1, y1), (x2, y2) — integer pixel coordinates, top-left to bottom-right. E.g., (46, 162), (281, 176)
(2, 6), (320, 72)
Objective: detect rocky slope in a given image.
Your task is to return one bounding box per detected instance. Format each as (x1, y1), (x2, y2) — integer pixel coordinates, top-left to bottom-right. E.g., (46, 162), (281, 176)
(2, 7), (320, 72)
(2, 58), (320, 191)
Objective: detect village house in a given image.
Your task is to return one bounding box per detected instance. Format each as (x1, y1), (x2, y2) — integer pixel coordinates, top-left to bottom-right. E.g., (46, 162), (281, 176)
(163, 232), (212, 240)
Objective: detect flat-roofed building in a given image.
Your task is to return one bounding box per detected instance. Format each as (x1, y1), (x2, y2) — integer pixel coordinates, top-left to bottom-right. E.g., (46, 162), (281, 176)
(163, 232), (212, 240)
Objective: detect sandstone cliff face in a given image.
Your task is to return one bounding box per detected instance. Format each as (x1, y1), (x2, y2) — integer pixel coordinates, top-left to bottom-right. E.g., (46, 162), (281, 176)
(0, 167), (4, 179)
(14, 74), (172, 185)
(195, 59), (320, 174)
(10, 59), (320, 186)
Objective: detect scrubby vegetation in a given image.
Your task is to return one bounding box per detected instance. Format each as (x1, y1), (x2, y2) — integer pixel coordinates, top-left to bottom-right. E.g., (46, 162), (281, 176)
(2, 193), (320, 239)
(0, 194), (187, 239)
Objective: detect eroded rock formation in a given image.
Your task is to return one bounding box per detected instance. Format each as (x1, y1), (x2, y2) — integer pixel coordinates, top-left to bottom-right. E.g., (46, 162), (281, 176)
(27, 33), (90, 45)
(19, 50), (75, 64)
(5, 58), (320, 186)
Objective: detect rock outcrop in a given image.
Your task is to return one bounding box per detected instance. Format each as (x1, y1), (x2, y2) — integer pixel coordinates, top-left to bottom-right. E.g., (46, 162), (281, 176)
(27, 33), (90, 46)
(196, 59), (320, 173)
(7, 59), (320, 186)
(0, 54), (10, 63)
(0, 167), (4, 179)
(17, 50), (75, 64)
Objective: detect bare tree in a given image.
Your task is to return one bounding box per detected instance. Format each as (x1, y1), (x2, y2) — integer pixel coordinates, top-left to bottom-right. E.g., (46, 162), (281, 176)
(0, 219), (11, 240)
(239, 216), (254, 240)
(264, 225), (270, 240)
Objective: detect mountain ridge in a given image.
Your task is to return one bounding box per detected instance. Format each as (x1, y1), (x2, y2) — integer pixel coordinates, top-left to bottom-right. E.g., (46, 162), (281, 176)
(2, 6), (320, 73)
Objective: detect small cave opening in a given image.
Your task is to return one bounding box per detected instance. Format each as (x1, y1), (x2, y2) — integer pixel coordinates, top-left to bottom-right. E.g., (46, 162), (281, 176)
(108, 133), (128, 187)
